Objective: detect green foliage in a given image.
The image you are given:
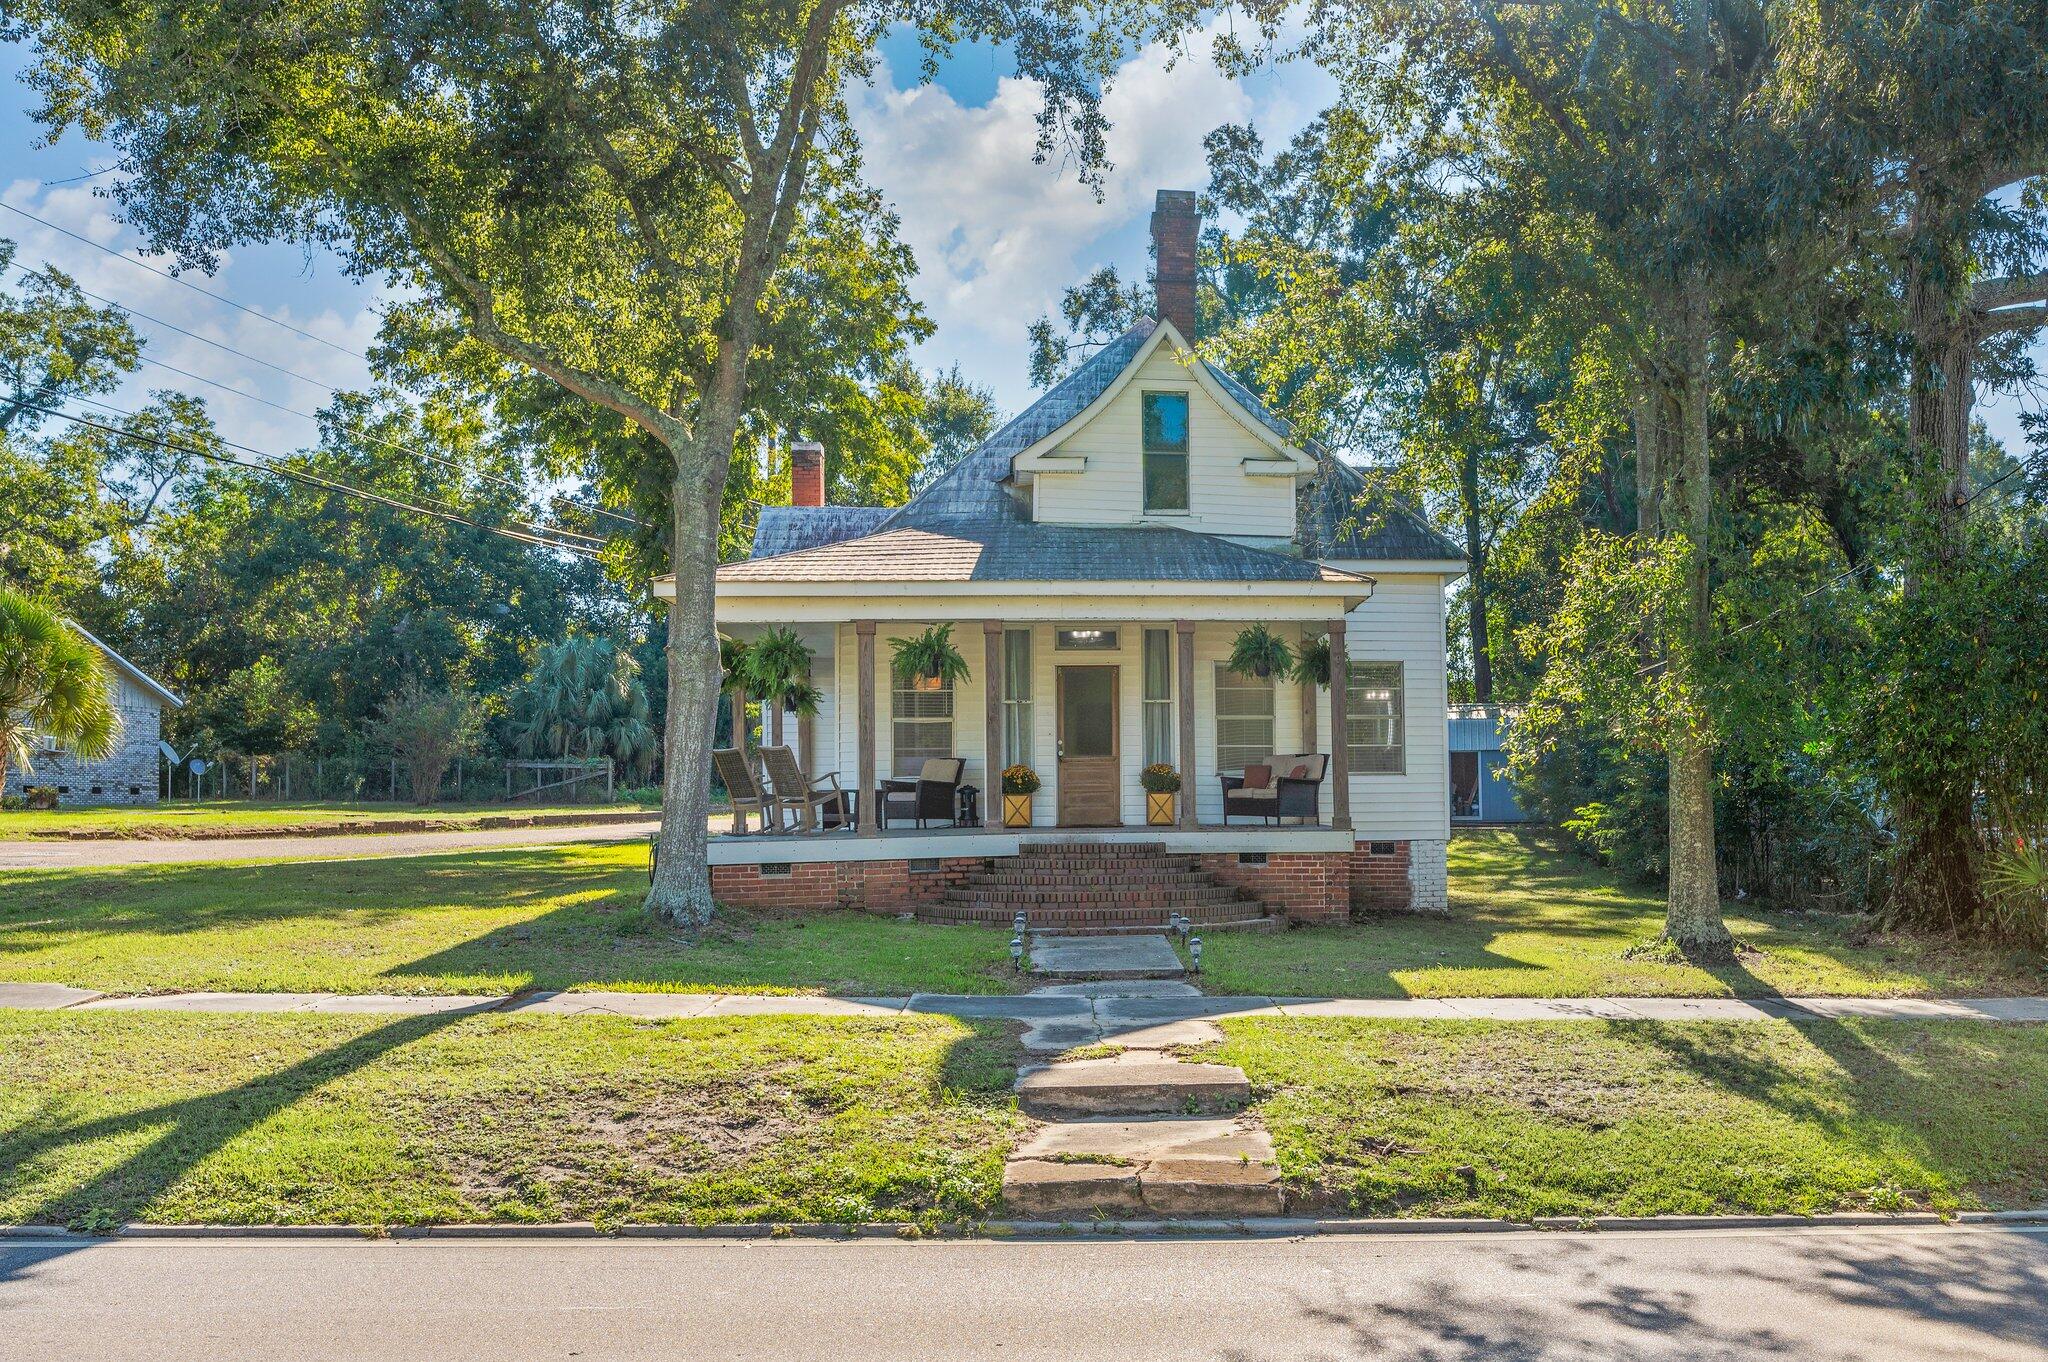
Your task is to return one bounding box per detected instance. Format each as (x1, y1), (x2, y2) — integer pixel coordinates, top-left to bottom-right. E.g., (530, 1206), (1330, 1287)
(187, 657), (317, 756)
(364, 676), (482, 805)
(1140, 762), (1181, 794)
(742, 628), (817, 715)
(0, 588), (118, 792)
(1226, 623), (1293, 680)
(510, 635), (656, 782)
(888, 624), (970, 684)
(1290, 634), (1331, 688)
(1000, 764), (1040, 796)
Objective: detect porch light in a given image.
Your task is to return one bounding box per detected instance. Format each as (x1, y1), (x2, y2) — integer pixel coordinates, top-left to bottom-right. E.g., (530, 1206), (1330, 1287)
(1189, 935), (1204, 971)
(1010, 934), (1025, 970)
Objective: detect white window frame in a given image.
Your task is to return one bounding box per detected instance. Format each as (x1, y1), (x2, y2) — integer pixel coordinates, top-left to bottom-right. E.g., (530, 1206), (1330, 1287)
(1347, 662), (1405, 775)
(1213, 664), (1275, 774)
(1002, 628), (1033, 771)
(891, 674), (955, 778)
(1142, 628), (1174, 767)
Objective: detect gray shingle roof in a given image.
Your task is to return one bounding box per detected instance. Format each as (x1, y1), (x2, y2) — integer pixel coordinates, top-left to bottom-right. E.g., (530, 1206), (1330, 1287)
(750, 505), (893, 559)
(737, 312), (1458, 577)
(723, 521), (1368, 585)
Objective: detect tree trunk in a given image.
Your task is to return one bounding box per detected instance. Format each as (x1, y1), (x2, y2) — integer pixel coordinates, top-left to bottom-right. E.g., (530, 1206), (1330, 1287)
(1459, 448), (1493, 703)
(1657, 282), (1734, 960)
(647, 458), (729, 927)
(1890, 185), (1985, 929)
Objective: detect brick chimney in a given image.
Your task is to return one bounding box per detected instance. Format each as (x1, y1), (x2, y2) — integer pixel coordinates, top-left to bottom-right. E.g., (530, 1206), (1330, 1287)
(790, 440), (825, 507)
(1150, 189), (1199, 339)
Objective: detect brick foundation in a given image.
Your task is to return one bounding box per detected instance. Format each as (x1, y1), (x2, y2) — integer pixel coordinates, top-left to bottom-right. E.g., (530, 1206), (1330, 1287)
(710, 856), (986, 913)
(1348, 840), (1413, 913)
(1196, 851), (1350, 925)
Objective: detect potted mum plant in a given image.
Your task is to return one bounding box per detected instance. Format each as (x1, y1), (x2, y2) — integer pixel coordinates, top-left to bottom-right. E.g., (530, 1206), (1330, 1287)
(1140, 762), (1181, 825)
(1227, 623), (1294, 680)
(1001, 764), (1040, 827)
(889, 623), (971, 686)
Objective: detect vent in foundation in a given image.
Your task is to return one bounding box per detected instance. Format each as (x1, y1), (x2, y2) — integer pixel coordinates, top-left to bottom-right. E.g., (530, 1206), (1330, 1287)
(909, 858), (941, 873)
(1369, 841), (1397, 856)
(759, 862), (794, 878)
(1237, 852), (1268, 867)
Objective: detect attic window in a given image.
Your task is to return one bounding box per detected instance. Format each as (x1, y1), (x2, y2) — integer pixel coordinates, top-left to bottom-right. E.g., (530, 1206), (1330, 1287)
(1142, 391), (1190, 512)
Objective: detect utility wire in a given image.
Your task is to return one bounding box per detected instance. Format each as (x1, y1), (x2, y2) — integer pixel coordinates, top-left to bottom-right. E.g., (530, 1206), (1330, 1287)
(23, 397), (605, 557)
(7, 254), (647, 531)
(0, 199), (368, 360)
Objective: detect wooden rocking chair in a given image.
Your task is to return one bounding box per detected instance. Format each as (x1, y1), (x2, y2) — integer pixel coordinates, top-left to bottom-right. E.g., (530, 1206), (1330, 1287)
(712, 746), (770, 834)
(760, 745), (851, 832)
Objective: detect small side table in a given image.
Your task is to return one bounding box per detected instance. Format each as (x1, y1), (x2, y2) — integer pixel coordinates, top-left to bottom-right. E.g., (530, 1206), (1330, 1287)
(956, 784), (980, 826)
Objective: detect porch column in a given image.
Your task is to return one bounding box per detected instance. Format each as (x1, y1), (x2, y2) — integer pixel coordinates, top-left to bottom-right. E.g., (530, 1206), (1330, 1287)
(1300, 625), (1319, 753)
(855, 620), (878, 836)
(1175, 619), (1198, 830)
(727, 680), (750, 836)
(1327, 617), (1351, 831)
(982, 619), (1004, 828)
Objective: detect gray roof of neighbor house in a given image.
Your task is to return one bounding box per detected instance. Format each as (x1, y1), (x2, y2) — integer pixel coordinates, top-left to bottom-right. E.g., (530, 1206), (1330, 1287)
(732, 317), (1460, 583)
(67, 621), (183, 709)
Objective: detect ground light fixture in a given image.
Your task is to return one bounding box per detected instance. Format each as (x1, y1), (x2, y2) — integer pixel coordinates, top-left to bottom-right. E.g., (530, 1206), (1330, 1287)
(1013, 911), (1028, 937)
(1189, 935), (1203, 972)
(1010, 935), (1025, 970)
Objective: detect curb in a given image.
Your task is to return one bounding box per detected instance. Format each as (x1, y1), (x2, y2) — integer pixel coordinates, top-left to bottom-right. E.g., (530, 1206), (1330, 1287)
(6, 1210), (2041, 1243)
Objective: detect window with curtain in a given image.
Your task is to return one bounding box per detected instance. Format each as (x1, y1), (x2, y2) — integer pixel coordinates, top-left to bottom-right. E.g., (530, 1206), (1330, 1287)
(1213, 664), (1274, 773)
(1141, 391), (1190, 512)
(1002, 628), (1033, 770)
(891, 674), (954, 777)
(1347, 662), (1405, 774)
(1142, 628), (1174, 767)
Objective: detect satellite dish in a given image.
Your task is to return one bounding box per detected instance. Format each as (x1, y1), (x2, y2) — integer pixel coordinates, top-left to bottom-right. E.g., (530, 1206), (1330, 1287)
(159, 741), (181, 764)
(188, 758), (209, 777)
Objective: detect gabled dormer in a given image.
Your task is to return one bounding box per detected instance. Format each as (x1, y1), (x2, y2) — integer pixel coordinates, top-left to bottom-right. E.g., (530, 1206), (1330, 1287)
(1004, 193), (1318, 547)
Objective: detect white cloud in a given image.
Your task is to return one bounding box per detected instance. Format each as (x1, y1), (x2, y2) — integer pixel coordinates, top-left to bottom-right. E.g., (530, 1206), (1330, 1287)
(850, 24), (1332, 411)
(1, 178), (384, 456)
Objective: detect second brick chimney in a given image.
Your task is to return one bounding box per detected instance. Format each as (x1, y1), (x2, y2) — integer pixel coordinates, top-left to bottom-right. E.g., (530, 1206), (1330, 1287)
(790, 440), (826, 507)
(1150, 189), (1199, 339)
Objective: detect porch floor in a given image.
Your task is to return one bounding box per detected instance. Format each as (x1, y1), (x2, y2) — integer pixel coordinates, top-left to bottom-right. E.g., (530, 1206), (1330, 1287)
(706, 821), (1352, 866)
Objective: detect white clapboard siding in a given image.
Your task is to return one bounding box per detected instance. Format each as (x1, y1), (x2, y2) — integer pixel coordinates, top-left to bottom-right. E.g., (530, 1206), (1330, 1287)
(1031, 345), (1298, 538)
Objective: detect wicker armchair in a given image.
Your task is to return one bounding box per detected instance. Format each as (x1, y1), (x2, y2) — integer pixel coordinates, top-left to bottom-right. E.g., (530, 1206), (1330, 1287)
(712, 746), (772, 834)
(1219, 753), (1328, 825)
(880, 757), (965, 829)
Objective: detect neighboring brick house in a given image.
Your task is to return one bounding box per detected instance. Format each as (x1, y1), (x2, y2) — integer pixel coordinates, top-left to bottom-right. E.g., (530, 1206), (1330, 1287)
(663, 190), (1465, 925)
(4, 624), (182, 806)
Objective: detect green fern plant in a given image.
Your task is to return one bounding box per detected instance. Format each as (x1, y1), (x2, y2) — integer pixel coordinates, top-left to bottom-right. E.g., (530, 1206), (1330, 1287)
(1292, 634), (1331, 688)
(1227, 623), (1294, 680)
(889, 623), (971, 684)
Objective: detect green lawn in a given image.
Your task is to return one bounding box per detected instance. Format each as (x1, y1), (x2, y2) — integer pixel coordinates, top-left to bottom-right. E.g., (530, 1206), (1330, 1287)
(0, 798), (661, 840)
(1213, 1016), (2048, 1218)
(1184, 831), (2048, 999)
(0, 1010), (1021, 1230)
(0, 843), (1018, 996)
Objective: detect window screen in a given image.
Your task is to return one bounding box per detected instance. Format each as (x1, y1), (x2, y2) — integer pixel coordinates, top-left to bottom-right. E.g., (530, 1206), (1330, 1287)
(1214, 664), (1274, 773)
(1142, 628), (1174, 767)
(1347, 662), (1405, 774)
(1002, 628), (1033, 769)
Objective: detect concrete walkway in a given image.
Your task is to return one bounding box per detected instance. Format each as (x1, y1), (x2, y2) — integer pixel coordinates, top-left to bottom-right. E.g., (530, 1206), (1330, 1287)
(5, 980), (2047, 1028)
(0, 820), (660, 868)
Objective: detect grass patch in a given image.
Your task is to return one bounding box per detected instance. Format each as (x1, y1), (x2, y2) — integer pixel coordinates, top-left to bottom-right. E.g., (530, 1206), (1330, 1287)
(0, 799), (661, 840)
(0, 843), (1017, 996)
(1212, 1016), (2048, 1219)
(0, 1009), (1023, 1230)
(1187, 831), (2048, 998)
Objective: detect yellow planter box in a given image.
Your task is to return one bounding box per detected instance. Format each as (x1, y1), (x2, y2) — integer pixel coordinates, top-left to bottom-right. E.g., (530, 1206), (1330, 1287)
(1003, 793), (1033, 828)
(1146, 791), (1176, 826)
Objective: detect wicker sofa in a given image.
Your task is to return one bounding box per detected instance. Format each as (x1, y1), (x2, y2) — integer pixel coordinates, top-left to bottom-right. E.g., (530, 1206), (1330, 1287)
(1218, 752), (1328, 825)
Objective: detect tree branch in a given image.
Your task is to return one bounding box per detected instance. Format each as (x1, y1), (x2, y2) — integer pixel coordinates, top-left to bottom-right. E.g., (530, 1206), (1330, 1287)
(1469, 0), (1590, 154)
(1974, 271), (2048, 311)
(1975, 301), (2048, 336)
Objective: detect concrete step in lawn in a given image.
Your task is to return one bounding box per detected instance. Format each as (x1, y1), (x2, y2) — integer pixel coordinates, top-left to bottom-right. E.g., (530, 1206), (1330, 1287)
(1014, 1052), (1250, 1119)
(1003, 1117), (1284, 1219)
(1027, 933), (1185, 982)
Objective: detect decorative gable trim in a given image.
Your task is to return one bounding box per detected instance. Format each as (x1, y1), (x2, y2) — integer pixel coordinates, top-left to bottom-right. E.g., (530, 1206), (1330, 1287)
(1010, 319), (1319, 479)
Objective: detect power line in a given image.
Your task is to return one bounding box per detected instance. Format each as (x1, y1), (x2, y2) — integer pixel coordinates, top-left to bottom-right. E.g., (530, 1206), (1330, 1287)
(0, 199), (367, 361)
(23, 397), (606, 558)
(6, 253), (647, 531)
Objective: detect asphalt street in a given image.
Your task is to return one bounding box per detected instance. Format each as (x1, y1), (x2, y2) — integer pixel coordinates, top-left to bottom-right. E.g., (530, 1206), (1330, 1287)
(3, 1224), (2044, 1361)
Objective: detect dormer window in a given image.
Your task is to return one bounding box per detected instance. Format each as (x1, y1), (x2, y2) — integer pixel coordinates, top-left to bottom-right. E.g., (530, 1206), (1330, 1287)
(1141, 391), (1190, 512)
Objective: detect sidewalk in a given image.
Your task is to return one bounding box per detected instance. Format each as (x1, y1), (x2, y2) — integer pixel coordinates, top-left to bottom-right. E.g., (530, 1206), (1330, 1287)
(5, 980), (2046, 1029)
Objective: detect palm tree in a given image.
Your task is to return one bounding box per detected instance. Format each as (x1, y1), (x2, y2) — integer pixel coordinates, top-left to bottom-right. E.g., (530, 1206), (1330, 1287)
(0, 590), (120, 799)
(511, 635), (657, 783)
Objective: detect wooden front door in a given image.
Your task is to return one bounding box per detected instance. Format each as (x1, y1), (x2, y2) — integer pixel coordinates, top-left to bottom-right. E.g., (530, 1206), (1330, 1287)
(1056, 665), (1120, 825)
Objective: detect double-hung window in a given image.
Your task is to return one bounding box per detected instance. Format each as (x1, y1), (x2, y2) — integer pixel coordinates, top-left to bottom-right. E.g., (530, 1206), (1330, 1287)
(891, 674), (955, 778)
(1141, 391), (1190, 512)
(1002, 628), (1033, 769)
(1214, 664), (1274, 773)
(1347, 663), (1405, 774)
(1142, 628), (1174, 766)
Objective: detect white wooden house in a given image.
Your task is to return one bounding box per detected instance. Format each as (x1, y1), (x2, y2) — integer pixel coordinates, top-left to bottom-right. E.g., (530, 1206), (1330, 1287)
(656, 191), (1466, 925)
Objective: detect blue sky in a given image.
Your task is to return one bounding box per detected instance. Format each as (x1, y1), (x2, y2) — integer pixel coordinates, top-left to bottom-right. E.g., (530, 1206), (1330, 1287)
(0, 29), (2033, 462)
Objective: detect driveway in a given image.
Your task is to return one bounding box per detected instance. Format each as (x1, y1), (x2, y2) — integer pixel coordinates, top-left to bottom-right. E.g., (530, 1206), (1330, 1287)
(0, 819), (661, 869)
(3, 1223), (2043, 1361)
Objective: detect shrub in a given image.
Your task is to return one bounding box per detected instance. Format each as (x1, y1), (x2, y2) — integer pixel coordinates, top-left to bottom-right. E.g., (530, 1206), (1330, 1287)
(1001, 764), (1040, 795)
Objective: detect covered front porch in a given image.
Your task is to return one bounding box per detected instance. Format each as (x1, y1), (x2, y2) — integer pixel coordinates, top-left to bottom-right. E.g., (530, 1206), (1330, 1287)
(712, 583), (1370, 843)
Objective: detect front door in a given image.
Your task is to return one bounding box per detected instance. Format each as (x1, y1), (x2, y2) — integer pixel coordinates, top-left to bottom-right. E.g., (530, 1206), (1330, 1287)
(1056, 665), (1120, 826)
